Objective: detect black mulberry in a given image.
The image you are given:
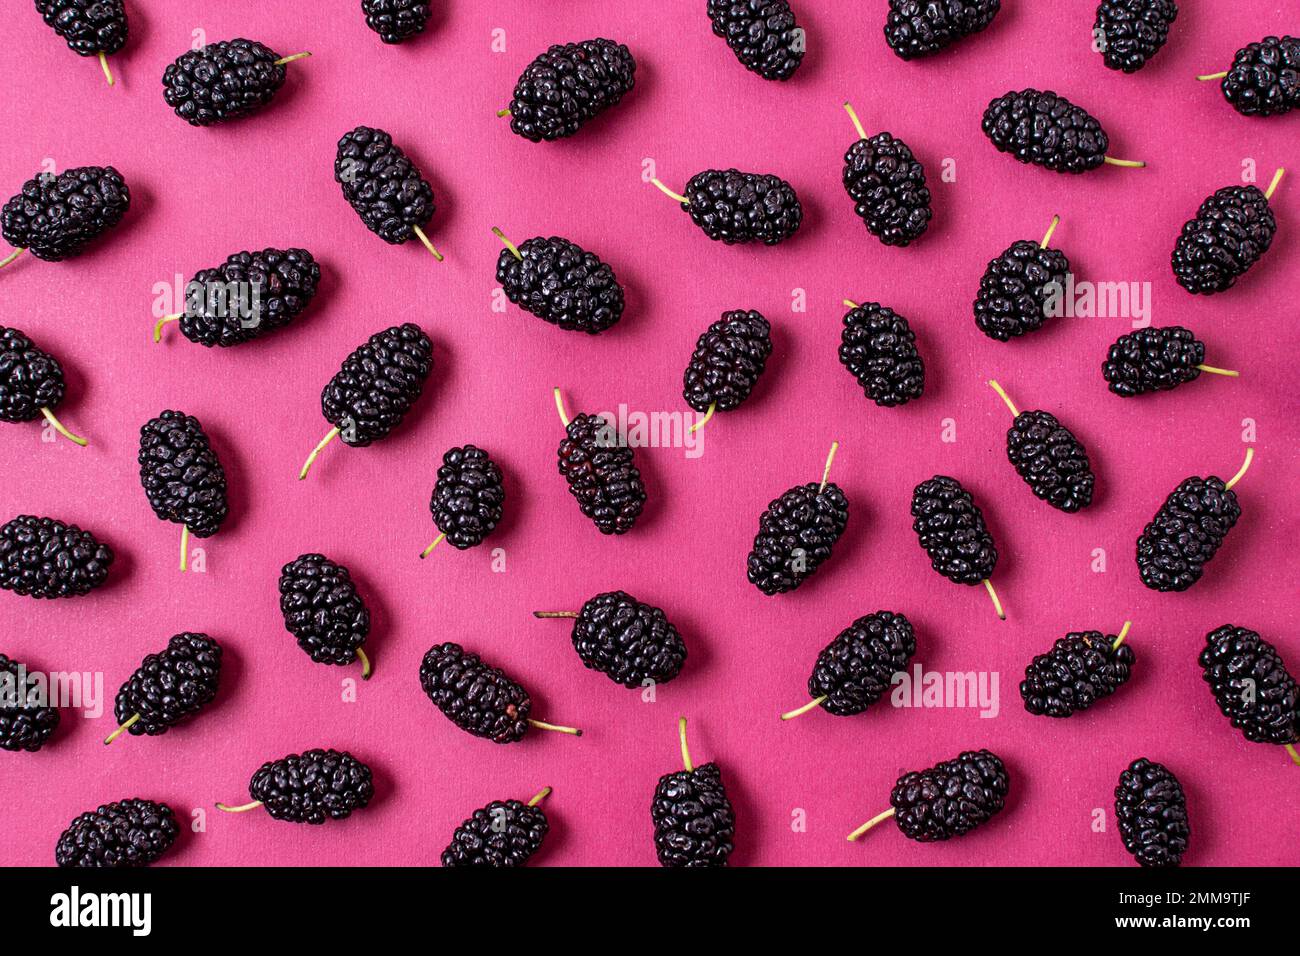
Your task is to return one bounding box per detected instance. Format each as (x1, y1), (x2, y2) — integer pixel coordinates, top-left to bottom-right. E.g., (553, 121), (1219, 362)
(1171, 183), (1278, 296)
(783, 611), (916, 719)
(1136, 453), (1247, 592)
(746, 444), (848, 595)
(109, 632), (222, 741)
(682, 310), (772, 418)
(279, 554), (372, 674)
(989, 381), (1094, 512)
(706, 0), (804, 80)
(542, 590), (688, 688)
(0, 652), (60, 752)
(226, 749), (374, 824)
(838, 301), (925, 406)
(657, 169), (802, 245)
(162, 39), (308, 126)
(1114, 758), (1189, 867)
(55, 799), (178, 868)
(419, 642), (581, 744)
(335, 126), (439, 256)
(505, 39), (636, 141)
(1212, 36), (1300, 118)
(555, 397), (646, 535)
(982, 89), (1136, 174)
(1198, 624), (1299, 750)
(427, 445), (505, 552)
(138, 411), (229, 546)
(911, 476), (998, 586)
(1102, 326), (1219, 396)
(842, 110), (932, 247)
(441, 789), (551, 867)
(884, 0), (1000, 60)
(495, 233), (623, 334)
(2, 165), (129, 262)
(0, 515), (113, 599)
(362, 0), (431, 44)
(1094, 0), (1178, 73)
(651, 718), (735, 867)
(973, 227), (1069, 341)
(1020, 628), (1135, 718)
(0, 326), (86, 445)
(35, 0), (127, 59)
(850, 749), (1009, 842)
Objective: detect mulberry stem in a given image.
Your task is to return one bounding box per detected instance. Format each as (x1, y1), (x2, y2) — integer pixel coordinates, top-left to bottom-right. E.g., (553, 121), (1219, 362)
(1196, 364), (1238, 377)
(678, 716), (693, 772)
(153, 313), (181, 343)
(1039, 214), (1061, 249)
(843, 101), (867, 140)
(688, 403), (715, 434)
(180, 524), (190, 572)
(0, 248), (25, 269)
(102, 712), (139, 745)
(356, 647), (372, 680)
(1196, 71), (1228, 81)
(216, 800), (264, 813)
(987, 379), (1020, 417)
(1225, 447), (1253, 491)
(650, 178), (689, 205)
(492, 226), (522, 261)
(843, 299), (859, 309)
(780, 696), (827, 721)
(847, 806), (896, 841)
(496, 108), (512, 118)
(1265, 168), (1285, 201)
(39, 407), (87, 446)
(273, 52), (312, 66)
(553, 387), (570, 427)
(528, 718), (582, 737)
(411, 225), (444, 261)
(1286, 744), (1300, 766)
(533, 610), (578, 618)
(983, 578), (1005, 621)
(1112, 620), (1132, 651)
(527, 786), (552, 807)
(298, 426), (341, 480)
(419, 533), (445, 558)
(819, 441), (840, 493)
(1102, 156), (1145, 168)
(97, 51), (114, 86)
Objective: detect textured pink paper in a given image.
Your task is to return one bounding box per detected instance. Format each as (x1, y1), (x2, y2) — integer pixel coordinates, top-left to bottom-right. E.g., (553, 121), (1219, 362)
(1, 2), (1298, 867)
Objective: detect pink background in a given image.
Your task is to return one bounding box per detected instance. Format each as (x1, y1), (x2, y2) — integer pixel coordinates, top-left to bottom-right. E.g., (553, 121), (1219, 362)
(2, 1), (1298, 867)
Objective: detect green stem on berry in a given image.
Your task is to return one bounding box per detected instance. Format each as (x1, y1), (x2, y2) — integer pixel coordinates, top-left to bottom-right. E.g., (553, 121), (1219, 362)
(1225, 447), (1254, 491)
(678, 716), (693, 772)
(1265, 168), (1285, 201)
(273, 52), (312, 66)
(650, 178), (689, 205)
(1103, 156), (1145, 168)
(984, 578), (1005, 621)
(0, 248), (25, 269)
(527, 786), (552, 807)
(180, 524), (190, 572)
(491, 225), (522, 261)
(298, 426), (341, 480)
(1040, 214), (1061, 249)
(843, 299), (859, 309)
(1112, 620), (1132, 651)
(102, 712), (139, 745)
(1196, 364), (1238, 377)
(780, 696), (827, 721)
(533, 610), (578, 618)
(553, 387), (570, 428)
(987, 379), (1020, 418)
(843, 101), (867, 140)
(528, 718), (583, 737)
(356, 647), (372, 680)
(689, 403), (715, 434)
(496, 108), (512, 118)
(1196, 71), (1228, 81)
(1286, 744), (1300, 766)
(847, 806), (895, 841)
(819, 441), (840, 493)
(411, 225), (444, 261)
(215, 800), (264, 813)
(39, 407), (87, 446)
(153, 313), (181, 343)
(97, 51), (115, 86)
(420, 533), (445, 559)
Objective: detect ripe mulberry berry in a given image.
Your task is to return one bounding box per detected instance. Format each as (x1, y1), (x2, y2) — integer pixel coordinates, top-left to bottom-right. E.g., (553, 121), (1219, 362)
(1171, 181), (1279, 295)
(1, 165), (129, 263)
(1208, 36), (1300, 117)
(441, 788), (551, 867)
(982, 89), (1141, 174)
(747, 443), (848, 594)
(842, 104), (931, 247)
(839, 301), (924, 406)
(849, 749), (1009, 842)
(884, 0), (1000, 60)
(335, 126), (441, 258)
(682, 310), (772, 422)
(35, 0), (127, 75)
(279, 554), (372, 676)
(706, 0), (804, 80)
(55, 799), (178, 868)
(0, 326), (86, 445)
(419, 642), (581, 743)
(911, 477), (998, 586)
(162, 39), (309, 126)
(973, 218), (1069, 341)
(1198, 625), (1299, 752)
(1094, 0), (1178, 73)
(220, 749), (374, 824)
(155, 248), (320, 347)
(362, 0), (431, 44)
(0, 515), (113, 599)
(138, 412), (229, 560)
(494, 231), (623, 334)
(1136, 449), (1249, 592)
(0, 653), (60, 752)
(536, 590), (688, 688)
(1020, 625), (1135, 718)
(1114, 758), (1189, 867)
(426, 445), (505, 553)
(654, 169), (803, 245)
(782, 611), (916, 720)
(108, 633), (222, 742)
(1102, 326), (1233, 397)
(300, 323), (433, 478)
(504, 39), (636, 141)
(652, 718), (735, 867)
(554, 391), (646, 535)
(988, 381), (1094, 512)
